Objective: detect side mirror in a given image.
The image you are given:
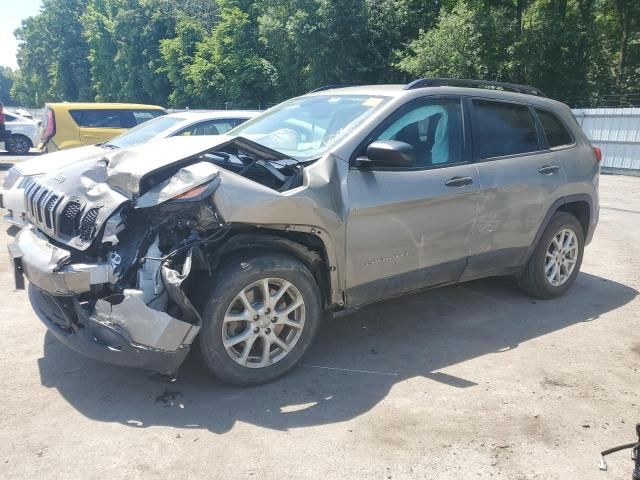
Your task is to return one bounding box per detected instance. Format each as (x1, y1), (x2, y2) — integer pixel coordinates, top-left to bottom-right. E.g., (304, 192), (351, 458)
(355, 140), (416, 168)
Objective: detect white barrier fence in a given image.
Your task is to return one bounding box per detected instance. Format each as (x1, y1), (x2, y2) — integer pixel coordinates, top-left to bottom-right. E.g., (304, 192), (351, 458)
(573, 108), (640, 176)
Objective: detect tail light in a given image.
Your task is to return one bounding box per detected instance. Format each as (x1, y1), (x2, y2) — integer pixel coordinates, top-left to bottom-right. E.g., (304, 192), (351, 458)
(593, 146), (602, 163)
(42, 108), (56, 143)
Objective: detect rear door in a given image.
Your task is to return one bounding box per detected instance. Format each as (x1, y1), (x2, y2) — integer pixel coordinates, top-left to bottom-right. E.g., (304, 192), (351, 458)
(462, 98), (566, 280)
(345, 96), (480, 307)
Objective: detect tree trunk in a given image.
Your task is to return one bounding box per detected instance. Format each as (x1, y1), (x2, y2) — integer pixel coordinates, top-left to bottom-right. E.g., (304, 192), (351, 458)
(614, 0), (630, 88)
(513, 0), (526, 83)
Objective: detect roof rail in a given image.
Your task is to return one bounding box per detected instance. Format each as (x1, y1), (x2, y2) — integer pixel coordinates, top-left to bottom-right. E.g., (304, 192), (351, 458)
(309, 84), (352, 93)
(404, 78), (547, 97)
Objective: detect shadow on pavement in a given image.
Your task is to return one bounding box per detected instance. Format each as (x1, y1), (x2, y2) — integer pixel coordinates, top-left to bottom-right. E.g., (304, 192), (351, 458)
(37, 272), (637, 433)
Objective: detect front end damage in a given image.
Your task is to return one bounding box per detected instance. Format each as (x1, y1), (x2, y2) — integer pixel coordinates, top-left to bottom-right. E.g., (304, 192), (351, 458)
(10, 179), (222, 374)
(9, 135), (325, 374)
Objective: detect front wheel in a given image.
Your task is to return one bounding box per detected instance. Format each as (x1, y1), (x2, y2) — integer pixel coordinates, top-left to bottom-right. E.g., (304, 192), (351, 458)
(518, 212), (585, 299)
(198, 252), (322, 386)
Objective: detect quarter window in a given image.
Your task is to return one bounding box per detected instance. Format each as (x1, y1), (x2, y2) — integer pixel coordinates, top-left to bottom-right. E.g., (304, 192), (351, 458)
(373, 98), (464, 167)
(535, 108), (573, 148)
(472, 100), (539, 159)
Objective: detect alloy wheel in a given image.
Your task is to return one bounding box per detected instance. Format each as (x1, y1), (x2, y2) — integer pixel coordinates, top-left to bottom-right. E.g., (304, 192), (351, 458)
(545, 228), (579, 287)
(8, 136), (30, 154)
(222, 277), (306, 368)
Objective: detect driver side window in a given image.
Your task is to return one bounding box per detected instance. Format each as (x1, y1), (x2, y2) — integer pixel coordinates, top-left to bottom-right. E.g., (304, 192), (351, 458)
(374, 98), (464, 167)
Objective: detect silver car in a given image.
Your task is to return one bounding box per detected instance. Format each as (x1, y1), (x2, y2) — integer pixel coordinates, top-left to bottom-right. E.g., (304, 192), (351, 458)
(1, 110), (259, 226)
(8, 79), (600, 385)
(2, 111), (40, 155)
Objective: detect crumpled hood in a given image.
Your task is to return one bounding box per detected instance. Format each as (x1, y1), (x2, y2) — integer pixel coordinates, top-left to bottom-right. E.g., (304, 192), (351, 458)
(105, 135), (232, 196)
(15, 145), (106, 176)
(26, 135), (232, 251)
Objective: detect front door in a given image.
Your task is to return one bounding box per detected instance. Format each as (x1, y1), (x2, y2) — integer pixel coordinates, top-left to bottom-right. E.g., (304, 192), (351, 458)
(345, 97), (480, 307)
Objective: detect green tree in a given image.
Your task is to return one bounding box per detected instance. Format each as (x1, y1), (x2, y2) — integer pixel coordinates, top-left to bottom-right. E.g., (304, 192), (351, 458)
(522, 0), (594, 102)
(11, 0), (92, 106)
(396, 2), (513, 81)
(8, 0), (640, 108)
(186, 0), (279, 107)
(159, 17), (208, 107)
(82, 0), (177, 104)
(0, 67), (16, 106)
(594, 0), (640, 100)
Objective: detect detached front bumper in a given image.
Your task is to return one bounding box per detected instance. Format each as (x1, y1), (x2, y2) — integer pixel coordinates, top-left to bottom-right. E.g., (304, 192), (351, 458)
(29, 286), (190, 374)
(9, 227), (199, 374)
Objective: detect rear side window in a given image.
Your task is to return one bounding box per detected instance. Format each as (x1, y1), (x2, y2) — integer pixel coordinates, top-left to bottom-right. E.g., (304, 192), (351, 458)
(70, 109), (163, 128)
(472, 100), (539, 159)
(70, 110), (125, 128)
(535, 108), (573, 148)
(4, 114), (16, 122)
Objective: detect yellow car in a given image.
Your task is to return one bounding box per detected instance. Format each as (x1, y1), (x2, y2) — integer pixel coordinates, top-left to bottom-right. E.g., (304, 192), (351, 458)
(39, 103), (167, 152)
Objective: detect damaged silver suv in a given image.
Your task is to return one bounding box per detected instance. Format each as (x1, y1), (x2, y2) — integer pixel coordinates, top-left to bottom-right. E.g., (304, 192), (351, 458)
(9, 79), (600, 385)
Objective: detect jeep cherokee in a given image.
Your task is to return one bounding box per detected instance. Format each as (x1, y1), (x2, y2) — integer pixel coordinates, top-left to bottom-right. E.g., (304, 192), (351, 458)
(8, 79), (600, 385)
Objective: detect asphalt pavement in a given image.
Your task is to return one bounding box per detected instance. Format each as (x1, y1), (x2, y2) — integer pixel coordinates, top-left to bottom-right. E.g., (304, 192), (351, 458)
(0, 165), (638, 480)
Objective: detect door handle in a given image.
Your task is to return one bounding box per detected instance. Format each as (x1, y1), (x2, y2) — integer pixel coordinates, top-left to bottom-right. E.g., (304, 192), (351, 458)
(538, 165), (560, 175)
(445, 176), (474, 188)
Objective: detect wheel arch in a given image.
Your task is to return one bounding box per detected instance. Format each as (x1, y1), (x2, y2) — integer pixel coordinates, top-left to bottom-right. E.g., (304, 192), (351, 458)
(556, 200), (590, 239)
(205, 229), (340, 311)
(526, 194), (594, 263)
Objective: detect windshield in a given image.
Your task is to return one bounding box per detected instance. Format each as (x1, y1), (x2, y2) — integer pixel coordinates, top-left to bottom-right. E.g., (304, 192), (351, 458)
(105, 116), (186, 149)
(230, 95), (389, 160)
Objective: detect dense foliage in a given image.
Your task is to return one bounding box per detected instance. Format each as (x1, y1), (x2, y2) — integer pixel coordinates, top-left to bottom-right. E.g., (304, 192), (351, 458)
(8, 0), (640, 108)
(0, 67), (15, 106)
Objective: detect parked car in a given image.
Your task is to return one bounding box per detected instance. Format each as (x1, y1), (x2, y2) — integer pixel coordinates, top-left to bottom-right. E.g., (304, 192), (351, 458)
(0, 102), (10, 144)
(8, 79), (600, 386)
(39, 102), (167, 152)
(9, 109), (34, 120)
(1, 111), (40, 155)
(1, 110), (259, 226)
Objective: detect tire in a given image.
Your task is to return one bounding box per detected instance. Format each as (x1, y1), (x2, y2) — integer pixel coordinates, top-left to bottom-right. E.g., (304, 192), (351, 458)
(6, 135), (32, 155)
(518, 212), (585, 299)
(198, 252), (322, 386)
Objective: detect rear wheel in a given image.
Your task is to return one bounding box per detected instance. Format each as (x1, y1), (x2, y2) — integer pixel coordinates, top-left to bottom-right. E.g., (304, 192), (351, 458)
(518, 212), (585, 299)
(198, 252), (322, 386)
(6, 134), (32, 155)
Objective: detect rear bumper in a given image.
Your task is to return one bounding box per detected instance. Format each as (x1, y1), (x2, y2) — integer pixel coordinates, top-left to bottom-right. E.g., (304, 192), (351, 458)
(29, 286), (189, 375)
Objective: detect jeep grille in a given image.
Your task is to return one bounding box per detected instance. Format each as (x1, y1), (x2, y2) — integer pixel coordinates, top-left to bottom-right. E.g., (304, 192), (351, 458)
(24, 179), (98, 241)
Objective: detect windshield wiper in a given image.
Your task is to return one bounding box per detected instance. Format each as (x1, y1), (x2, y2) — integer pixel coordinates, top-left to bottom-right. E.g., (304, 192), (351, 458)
(101, 143), (120, 150)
